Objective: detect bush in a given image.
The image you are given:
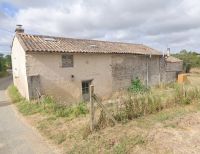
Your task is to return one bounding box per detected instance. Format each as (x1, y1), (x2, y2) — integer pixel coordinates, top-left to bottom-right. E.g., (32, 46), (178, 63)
(173, 50), (200, 68)
(183, 62), (191, 73)
(128, 77), (149, 93)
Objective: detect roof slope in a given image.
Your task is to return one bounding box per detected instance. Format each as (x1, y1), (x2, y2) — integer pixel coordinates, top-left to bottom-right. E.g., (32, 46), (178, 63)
(166, 56), (183, 63)
(16, 33), (162, 55)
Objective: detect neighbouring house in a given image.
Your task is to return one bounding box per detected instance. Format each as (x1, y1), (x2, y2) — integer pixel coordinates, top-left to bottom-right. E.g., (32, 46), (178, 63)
(11, 25), (183, 103)
(162, 56), (183, 82)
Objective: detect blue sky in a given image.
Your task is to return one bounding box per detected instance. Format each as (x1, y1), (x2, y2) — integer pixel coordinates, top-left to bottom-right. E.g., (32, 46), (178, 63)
(0, 2), (18, 17)
(0, 0), (200, 55)
(0, 2), (17, 54)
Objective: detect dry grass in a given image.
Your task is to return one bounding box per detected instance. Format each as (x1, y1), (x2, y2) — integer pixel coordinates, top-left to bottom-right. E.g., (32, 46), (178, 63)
(8, 70), (200, 153)
(190, 67), (200, 74)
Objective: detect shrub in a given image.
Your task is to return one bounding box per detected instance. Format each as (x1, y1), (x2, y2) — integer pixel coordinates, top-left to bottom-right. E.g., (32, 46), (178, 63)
(128, 77), (149, 93)
(183, 62), (192, 73)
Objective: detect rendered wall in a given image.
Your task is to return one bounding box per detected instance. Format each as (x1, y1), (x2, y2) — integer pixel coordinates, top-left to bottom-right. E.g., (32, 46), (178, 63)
(26, 53), (113, 104)
(11, 37), (29, 99)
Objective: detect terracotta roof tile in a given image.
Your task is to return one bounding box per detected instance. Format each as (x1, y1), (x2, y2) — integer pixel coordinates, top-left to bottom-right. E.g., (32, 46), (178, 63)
(166, 56), (183, 63)
(16, 33), (162, 55)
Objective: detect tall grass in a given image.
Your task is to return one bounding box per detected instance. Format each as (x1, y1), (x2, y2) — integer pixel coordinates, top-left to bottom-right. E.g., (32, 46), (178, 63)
(8, 84), (22, 103)
(97, 83), (200, 126)
(8, 85), (89, 118)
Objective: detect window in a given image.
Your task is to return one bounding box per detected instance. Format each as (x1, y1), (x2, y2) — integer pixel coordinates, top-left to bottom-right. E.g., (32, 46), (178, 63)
(62, 54), (73, 67)
(82, 81), (90, 94)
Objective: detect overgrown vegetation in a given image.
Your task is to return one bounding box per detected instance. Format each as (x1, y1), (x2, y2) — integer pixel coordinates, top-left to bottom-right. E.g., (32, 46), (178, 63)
(97, 80), (200, 127)
(0, 54), (11, 77)
(173, 50), (200, 72)
(8, 85), (89, 118)
(128, 77), (149, 93)
(7, 73), (200, 153)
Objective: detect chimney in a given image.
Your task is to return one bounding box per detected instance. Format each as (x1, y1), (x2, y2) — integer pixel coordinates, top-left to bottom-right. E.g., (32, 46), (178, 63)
(15, 24), (24, 33)
(167, 48), (170, 56)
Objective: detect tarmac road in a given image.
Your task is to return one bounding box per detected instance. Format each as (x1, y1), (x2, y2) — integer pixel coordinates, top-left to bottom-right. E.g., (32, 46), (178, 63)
(0, 75), (57, 154)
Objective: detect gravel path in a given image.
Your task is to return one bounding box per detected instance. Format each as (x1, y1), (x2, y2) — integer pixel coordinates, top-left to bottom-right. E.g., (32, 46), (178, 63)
(0, 76), (57, 154)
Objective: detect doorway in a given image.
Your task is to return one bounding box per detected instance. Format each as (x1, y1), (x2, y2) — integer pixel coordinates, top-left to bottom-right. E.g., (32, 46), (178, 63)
(82, 80), (92, 102)
(28, 75), (41, 99)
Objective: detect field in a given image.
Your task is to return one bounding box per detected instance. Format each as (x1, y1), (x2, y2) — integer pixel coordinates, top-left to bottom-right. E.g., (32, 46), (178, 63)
(8, 70), (200, 154)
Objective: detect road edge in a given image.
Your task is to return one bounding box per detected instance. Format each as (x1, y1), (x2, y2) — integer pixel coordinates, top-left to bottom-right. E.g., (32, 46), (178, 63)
(5, 89), (63, 154)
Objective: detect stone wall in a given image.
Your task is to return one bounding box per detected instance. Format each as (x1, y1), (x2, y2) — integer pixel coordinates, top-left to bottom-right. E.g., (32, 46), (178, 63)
(166, 62), (183, 72)
(160, 57), (183, 83)
(111, 54), (161, 91)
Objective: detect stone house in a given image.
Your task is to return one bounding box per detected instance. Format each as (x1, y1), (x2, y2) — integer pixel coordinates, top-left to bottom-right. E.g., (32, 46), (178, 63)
(161, 56), (183, 82)
(11, 26), (182, 103)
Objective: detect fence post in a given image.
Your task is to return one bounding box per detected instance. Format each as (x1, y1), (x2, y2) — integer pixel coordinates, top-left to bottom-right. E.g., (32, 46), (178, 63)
(90, 85), (95, 131)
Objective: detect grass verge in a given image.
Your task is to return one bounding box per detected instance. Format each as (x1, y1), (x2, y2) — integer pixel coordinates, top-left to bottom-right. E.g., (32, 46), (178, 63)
(7, 73), (200, 153)
(8, 85), (89, 118)
(96, 82), (200, 129)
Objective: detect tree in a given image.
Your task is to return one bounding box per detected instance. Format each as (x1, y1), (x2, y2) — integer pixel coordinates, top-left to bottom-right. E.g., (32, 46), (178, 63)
(5, 55), (11, 68)
(0, 54), (6, 72)
(173, 50), (200, 73)
(0, 54), (11, 72)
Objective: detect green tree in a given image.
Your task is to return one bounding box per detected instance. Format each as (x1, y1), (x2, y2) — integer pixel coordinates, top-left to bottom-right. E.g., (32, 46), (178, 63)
(5, 55), (11, 68)
(173, 50), (200, 69)
(0, 54), (11, 72)
(0, 54), (5, 72)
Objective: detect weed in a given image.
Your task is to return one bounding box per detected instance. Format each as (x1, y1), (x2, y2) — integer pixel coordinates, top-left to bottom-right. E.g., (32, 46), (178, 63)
(51, 133), (66, 144)
(8, 85), (89, 118)
(98, 81), (200, 129)
(81, 125), (91, 139)
(153, 111), (182, 122)
(8, 85), (22, 103)
(128, 77), (149, 93)
(113, 135), (145, 154)
(113, 141), (127, 154)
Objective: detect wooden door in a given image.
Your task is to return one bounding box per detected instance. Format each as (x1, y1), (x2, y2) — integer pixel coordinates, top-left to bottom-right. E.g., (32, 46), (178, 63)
(28, 75), (41, 99)
(82, 80), (92, 102)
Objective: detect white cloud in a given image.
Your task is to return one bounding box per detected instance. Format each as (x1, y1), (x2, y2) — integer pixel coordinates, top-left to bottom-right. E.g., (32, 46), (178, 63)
(0, 0), (200, 53)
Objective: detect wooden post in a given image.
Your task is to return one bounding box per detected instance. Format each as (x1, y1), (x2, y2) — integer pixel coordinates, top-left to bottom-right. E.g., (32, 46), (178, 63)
(90, 85), (95, 131)
(95, 100), (117, 125)
(146, 56), (149, 87)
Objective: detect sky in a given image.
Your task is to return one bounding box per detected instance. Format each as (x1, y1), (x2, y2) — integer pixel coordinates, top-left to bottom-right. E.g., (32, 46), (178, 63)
(0, 0), (200, 55)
